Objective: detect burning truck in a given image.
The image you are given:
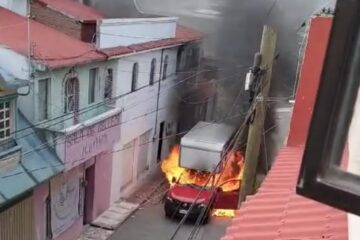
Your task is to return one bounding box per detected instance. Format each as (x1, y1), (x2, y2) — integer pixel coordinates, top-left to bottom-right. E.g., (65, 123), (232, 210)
(161, 121), (244, 222)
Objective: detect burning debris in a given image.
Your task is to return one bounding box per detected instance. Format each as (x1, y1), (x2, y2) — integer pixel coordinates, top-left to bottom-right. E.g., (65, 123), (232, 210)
(161, 145), (244, 218)
(161, 145), (244, 193)
(212, 209), (236, 217)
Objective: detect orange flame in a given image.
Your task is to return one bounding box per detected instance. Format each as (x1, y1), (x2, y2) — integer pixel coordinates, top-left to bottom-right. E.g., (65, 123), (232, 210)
(161, 145), (244, 192)
(212, 209), (235, 218)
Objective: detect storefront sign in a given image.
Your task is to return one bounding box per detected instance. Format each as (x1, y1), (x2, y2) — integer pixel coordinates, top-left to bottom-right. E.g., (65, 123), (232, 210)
(64, 113), (121, 170)
(50, 170), (80, 238)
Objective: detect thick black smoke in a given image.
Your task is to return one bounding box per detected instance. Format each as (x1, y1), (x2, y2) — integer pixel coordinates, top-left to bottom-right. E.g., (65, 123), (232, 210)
(85, 0), (336, 163)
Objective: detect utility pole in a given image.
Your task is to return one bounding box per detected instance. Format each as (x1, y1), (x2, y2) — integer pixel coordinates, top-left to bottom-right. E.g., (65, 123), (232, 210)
(239, 26), (277, 205)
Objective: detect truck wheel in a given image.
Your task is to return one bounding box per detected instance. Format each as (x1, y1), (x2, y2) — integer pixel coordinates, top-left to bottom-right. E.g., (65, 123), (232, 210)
(202, 208), (211, 224)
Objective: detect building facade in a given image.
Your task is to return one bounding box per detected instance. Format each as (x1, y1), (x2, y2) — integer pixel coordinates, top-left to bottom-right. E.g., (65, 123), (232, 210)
(0, 69), (63, 240)
(0, 0), (205, 239)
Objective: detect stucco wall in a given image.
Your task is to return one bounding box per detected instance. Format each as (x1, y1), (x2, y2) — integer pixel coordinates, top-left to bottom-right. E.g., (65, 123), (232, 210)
(110, 47), (180, 201)
(97, 17), (177, 48)
(0, 0), (27, 16)
(92, 151), (113, 219)
(287, 17), (332, 147)
(22, 60), (118, 128)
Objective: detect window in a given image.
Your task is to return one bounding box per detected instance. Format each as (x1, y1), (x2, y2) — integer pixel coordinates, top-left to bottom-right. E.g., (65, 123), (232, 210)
(176, 47), (185, 73)
(162, 55), (169, 80)
(88, 68), (98, 104)
(297, 0), (360, 215)
(104, 68), (113, 99)
(38, 78), (49, 121)
(64, 77), (79, 113)
(0, 101), (11, 141)
(131, 62), (139, 92)
(150, 58), (156, 85)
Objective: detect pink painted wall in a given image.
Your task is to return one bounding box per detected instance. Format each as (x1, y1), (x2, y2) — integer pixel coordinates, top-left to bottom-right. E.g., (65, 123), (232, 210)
(33, 176), (84, 240)
(92, 150), (113, 219)
(34, 183), (49, 240)
(287, 16), (333, 147)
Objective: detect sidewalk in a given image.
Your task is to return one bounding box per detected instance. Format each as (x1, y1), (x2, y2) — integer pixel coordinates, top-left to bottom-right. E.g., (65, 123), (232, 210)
(78, 174), (167, 240)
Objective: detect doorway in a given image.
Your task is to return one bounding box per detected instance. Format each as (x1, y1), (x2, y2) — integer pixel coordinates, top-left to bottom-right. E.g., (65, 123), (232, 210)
(157, 121), (165, 162)
(83, 164), (95, 225)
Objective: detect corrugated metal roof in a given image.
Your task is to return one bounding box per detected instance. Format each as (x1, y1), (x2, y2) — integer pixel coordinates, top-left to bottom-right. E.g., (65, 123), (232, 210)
(36, 0), (103, 21)
(17, 111), (63, 183)
(0, 111), (63, 207)
(221, 147), (348, 240)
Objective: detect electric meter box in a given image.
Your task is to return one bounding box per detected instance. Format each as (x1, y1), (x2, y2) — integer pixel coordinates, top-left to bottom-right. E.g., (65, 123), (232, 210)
(180, 121), (236, 173)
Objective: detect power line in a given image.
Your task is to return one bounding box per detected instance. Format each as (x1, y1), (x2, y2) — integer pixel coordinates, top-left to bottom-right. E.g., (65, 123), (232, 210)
(6, 68), (216, 143)
(1, 111), (246, 179)
(6, 69), (251, 177)
(169, 97), (257, 240)
(10, 64), (244, 142)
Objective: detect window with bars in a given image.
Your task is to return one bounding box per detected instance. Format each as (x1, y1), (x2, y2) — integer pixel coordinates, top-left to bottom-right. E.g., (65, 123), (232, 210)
(104, 68), (113, 99)
(0, 101), (11, 141)
(64, 77), (79, 113)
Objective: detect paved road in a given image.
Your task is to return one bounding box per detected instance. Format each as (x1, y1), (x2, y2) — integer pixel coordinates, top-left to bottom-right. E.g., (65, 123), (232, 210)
(109, 203), (231, 240)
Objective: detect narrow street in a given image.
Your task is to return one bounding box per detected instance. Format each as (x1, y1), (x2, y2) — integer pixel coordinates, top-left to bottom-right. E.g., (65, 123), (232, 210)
(107, 106), (292, 240)
(109, 181), (231, 240)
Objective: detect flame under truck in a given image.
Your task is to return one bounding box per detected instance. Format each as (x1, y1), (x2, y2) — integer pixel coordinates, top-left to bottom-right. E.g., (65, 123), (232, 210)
(164, 121), (242, 222)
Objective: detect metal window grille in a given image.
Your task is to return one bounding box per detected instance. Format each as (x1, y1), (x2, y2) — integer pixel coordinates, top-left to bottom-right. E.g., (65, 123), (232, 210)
(0, 101), (11, 141)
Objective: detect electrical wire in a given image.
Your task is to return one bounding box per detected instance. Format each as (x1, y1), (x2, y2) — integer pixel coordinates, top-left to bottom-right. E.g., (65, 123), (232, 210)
(174, 66), (268, 240)
(169, 97), (258, 240)
(1, 111), (246, 179)
(1, 66), (255, 178)
(4, 68), (215, 144)
(8, 63), (245, 141)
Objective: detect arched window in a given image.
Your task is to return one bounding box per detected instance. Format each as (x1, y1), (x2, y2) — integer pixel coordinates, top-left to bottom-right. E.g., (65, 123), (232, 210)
(162, 55), (169, 80)
(64, 77), (79, 113)
(150, 58), (156, 85)
(131, 62), (139, 92)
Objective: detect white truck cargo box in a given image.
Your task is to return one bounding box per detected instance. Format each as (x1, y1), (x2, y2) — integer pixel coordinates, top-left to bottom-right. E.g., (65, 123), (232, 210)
(180, 121), (236, 173)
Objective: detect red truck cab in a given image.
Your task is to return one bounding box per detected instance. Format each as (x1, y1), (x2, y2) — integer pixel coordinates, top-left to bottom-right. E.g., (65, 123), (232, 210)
(164, 178), (240, 223)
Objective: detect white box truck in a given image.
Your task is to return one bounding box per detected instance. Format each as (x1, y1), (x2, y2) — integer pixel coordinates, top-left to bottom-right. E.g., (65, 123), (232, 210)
(179, 121), (236, 173)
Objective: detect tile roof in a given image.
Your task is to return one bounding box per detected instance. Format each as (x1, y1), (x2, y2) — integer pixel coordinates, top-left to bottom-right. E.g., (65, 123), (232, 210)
(0, 8), (202, 69)
(36, 0), (103, 21)
(222, 147), (348, 240)
(102, 25), (203, 58)
(0, 7), (106, 69)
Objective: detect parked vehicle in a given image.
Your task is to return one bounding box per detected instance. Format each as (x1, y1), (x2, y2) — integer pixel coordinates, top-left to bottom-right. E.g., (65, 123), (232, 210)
(162, 121), (242, 223)
(164, 177), (240, 223)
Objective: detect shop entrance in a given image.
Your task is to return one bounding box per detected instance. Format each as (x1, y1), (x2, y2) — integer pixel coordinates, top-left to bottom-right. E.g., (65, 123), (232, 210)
(83, 164), (95, 224)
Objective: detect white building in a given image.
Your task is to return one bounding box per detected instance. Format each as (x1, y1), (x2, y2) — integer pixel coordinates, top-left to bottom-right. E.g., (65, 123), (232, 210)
(0, 1), (208, 239)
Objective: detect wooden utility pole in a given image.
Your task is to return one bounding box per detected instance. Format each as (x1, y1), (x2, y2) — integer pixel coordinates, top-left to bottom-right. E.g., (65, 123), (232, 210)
(239, 26), (277, 204)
